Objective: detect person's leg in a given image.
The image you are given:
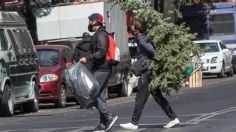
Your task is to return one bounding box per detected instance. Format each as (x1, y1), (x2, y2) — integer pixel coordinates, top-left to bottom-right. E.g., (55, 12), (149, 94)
(151, 89), (179, 128)
(93, 71), (118, 131)
(151, 89), (177, 120)
(131, 73), (151, 125)
(93, 71), (110, 121)
(120, 72), (150, 130)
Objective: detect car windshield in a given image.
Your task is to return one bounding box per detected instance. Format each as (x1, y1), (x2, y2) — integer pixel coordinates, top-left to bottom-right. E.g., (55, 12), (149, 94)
(198, 43), (220, 53)
(36, 49), (59, 67)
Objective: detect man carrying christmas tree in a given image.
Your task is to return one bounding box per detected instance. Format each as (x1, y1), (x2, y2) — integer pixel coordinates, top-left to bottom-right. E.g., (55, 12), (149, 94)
(120, 21), (180, 130)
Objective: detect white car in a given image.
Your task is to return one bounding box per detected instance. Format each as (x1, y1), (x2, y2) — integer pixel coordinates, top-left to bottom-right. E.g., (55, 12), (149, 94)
(193, 40), (233, 78)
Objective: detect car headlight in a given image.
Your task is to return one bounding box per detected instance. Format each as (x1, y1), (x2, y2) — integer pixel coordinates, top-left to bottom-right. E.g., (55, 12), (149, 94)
(40, 74), (58, 82)
(211, 57), (218, 63)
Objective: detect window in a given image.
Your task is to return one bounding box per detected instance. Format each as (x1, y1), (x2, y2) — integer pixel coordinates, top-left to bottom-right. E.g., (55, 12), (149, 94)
(22, 29), (34, 52)
(12, 30), (22, 52)
(0, 30), (10, 51)
(36, 49), (59, 67)
(198, 42), (220, 52)
(210, 13), (235, 36)
(7, 30), (18, 51)
(17, 30), (28, 53)
(63, 47), (73, 62)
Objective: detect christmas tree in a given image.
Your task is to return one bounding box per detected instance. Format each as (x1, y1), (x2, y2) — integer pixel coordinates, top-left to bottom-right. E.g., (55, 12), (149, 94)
(120, 0), (202, 95)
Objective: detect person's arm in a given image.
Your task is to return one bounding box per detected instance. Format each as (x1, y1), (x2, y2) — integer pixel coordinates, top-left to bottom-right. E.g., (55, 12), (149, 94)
(86, 32), (108, 61)
(138, 35), (155, 57)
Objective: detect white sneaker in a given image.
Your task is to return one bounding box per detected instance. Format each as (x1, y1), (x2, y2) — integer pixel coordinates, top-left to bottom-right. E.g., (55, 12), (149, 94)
(120, 122), (138, 130)
(163, 118), (180, 128)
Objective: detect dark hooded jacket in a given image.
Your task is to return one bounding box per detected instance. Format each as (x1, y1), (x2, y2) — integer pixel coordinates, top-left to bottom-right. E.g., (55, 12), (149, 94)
(86, 27), (111, 71)
(73, 36), (93, 71)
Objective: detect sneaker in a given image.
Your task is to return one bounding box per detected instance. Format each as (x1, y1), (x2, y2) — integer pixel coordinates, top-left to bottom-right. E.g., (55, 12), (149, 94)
(120, 122), (138, 130)
(163, 118), (180, 128)
(105, 115), (118, 131)
(92, 123), (106, 132)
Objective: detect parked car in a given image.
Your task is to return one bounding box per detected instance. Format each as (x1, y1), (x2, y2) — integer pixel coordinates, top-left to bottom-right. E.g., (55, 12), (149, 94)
(229, 48), (236, 74)
(193, 40), (233, 78)
(36, 45), (75, 108)
(0, 11), (39, 116)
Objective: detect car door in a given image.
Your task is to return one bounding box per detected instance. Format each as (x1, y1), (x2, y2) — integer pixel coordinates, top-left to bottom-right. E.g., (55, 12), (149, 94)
(18, 29), (38, 96)
(11, 29), (29, 97)
(0, 29), (17, 95)
(62, 47), (73, 96)
(220, 42), (232, 71)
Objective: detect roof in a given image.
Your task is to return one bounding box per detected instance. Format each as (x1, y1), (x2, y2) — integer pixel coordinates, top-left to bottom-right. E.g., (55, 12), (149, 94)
(193, 40), (222, 43)
(35, 44), (71, 50)
(0, 11), (26, 26)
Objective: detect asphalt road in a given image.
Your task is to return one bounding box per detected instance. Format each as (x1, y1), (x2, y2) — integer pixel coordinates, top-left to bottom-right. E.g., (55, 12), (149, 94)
(0, 75), (236, 132)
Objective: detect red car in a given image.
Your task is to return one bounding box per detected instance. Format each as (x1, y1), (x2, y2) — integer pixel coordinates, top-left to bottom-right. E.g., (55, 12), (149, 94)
(36, 45), (74, 108)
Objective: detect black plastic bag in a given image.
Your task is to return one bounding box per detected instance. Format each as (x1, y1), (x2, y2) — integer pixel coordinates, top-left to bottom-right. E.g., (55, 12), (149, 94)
(64, 62), (99, 109)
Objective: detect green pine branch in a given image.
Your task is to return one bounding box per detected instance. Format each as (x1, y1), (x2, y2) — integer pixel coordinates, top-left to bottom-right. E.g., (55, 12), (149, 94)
(118, 0), (202, 95)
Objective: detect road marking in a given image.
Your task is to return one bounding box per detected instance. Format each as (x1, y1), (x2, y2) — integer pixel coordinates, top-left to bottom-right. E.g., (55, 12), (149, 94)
(184, 106), (236, 125)
(109, 99), (135, 106)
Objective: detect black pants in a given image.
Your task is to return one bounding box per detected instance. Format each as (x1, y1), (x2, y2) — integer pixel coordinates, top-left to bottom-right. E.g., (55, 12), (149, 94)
(93, 70), (112, 125)
(131, 72), (177, 125)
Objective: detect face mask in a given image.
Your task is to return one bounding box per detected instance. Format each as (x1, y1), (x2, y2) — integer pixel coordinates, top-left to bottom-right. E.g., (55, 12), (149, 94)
(88, 24), (94, 32)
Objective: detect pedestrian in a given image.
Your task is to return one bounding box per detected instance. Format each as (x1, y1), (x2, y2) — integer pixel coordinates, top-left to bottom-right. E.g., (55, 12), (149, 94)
(73, 32), (93, 71)
(120, 21), (180, 130)
(79, 13), (118, 132)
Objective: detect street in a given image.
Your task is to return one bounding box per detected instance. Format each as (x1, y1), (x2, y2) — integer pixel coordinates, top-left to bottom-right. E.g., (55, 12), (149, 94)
(0, 76), (236, 132)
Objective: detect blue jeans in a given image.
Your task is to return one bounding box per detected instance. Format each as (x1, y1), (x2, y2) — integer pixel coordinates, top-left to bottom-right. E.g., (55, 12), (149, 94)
(93, 70), (112, 125)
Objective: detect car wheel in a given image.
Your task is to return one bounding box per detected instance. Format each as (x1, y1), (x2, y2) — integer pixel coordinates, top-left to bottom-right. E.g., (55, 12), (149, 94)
(0, 84), (14, 116)
(226, 66), (234, 77)
(233, 65), (236, 74)
(23, 81), (39, 113)
(217, 63), (225, 78)
(55, 85), (67, 108)
(119, 76), (129, 97)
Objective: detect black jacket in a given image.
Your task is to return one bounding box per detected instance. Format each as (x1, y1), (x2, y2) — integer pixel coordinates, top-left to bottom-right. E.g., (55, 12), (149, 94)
(130, 34), (155, 76)
(86, 27), (111, 70)
(136, 34), (155, 59)
(73, 37), (93, 71)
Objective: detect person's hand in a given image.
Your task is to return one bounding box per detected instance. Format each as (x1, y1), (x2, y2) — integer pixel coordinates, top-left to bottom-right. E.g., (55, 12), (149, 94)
(79, 57), (87, 63)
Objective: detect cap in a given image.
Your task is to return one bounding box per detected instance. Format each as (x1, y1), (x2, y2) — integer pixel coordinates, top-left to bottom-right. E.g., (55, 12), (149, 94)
(88, 13), (103, 24)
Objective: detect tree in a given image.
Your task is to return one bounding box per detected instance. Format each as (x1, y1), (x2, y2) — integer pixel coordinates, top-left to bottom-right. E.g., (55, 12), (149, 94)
(119, 0), (202, 95)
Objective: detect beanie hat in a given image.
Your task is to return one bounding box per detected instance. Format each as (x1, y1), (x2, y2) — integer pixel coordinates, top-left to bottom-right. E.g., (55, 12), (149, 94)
(88, 13), (103, 24)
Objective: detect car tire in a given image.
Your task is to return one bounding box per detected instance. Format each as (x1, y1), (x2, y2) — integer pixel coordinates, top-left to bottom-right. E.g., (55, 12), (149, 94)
(23, 81), (39, 113)
(55, 85), (67, 108)
(119, 76), (129, 97)
(217, 63), (225, 78)
(233, 65), (236, 74)
(226, 66), (234, 77)
(0, 84), (14, 116)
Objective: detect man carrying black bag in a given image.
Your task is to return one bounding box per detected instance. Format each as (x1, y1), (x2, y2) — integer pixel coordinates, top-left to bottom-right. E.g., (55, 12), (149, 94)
(79, 13), (118, 132)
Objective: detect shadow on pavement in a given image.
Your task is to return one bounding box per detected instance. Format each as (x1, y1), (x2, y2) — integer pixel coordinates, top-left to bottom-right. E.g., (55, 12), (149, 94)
(203, 75), (218, 79)
(15, 114), (54, 117)
(39, 103), (77, 109)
